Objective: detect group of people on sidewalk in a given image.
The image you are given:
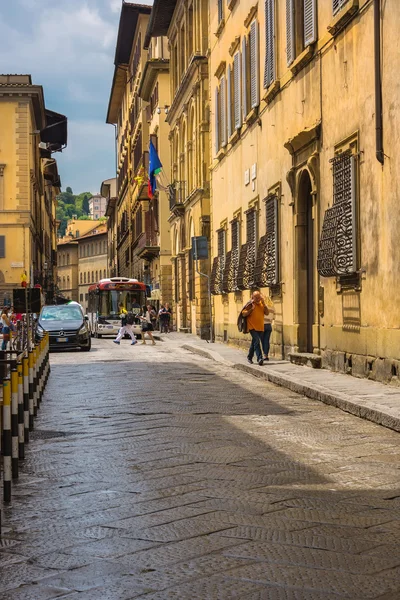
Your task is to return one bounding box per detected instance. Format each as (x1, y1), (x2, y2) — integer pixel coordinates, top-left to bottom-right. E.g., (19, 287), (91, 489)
(113, 302), (172, 347)
(241, 291), (275, 366)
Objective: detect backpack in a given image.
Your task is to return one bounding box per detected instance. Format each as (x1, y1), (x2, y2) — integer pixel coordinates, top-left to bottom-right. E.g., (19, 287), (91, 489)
(125, 312), (135, 325)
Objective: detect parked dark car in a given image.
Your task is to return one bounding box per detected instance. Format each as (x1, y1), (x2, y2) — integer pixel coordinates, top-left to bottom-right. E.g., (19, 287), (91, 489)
(36, 303), (91, 351)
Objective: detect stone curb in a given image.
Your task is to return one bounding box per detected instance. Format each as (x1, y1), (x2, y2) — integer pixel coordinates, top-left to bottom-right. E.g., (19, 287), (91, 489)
(183, 344), (400, 434)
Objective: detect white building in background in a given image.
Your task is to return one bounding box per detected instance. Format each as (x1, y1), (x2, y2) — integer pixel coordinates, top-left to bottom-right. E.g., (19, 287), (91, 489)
(89, 194), (107, 220)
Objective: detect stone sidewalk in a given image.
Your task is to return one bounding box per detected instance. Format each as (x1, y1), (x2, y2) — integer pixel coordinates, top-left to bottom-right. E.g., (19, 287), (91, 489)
(163, 333), (400, 433)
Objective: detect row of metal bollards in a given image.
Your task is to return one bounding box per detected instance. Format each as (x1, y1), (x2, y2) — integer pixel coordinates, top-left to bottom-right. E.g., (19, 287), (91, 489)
(1, 334), (50, 504)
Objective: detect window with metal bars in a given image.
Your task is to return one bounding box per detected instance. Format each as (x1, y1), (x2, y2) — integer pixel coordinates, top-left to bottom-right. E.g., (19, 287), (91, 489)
(317, 151), (357, 278)
(217, 229), (226, 264)
(286, 0), (317, 67)
(246, 209), (257, 246)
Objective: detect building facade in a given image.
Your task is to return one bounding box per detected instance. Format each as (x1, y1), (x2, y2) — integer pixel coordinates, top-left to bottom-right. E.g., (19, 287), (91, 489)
(89, 194), (107, 220)
(77, 224), (108, 313)
(138, 34), (172, 306)
(56, 240), (79, 301)
(0, 74), (66, 304)
(209, 0), (400, 383)
(101, 178), (118, 277)
(57, 218), (104, 304)
(146, 0), (211, 337)
(107, 3), (152, 282)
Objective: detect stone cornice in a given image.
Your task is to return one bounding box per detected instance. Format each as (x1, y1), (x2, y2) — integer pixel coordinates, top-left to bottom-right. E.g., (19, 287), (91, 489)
(244, 3), (258, 28)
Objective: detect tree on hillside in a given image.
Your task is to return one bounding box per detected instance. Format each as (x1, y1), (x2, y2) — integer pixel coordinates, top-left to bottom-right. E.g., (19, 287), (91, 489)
(66, 186), (73, 194)
(82, 194), (90, 215)
(56, 188), (93, 238)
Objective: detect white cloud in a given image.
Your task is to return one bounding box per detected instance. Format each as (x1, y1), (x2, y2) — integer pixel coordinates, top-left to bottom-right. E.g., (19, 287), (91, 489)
(110, 0), (123, 13)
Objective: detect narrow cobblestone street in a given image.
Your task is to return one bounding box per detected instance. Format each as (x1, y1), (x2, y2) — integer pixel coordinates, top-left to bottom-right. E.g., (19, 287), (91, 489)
(1, 336), (400, 599)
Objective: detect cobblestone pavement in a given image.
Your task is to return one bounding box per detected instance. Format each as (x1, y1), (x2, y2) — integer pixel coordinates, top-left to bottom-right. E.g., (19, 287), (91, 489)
(1, 337), (400, 599)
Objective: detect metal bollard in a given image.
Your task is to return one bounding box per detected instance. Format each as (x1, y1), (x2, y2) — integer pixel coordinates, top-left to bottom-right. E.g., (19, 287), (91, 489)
(33, 345), (38, 415)
(23, 355), (30, 443)
(28, 349), (34, 430)
(17, 362), (24, 460)
(11, 367), (19, 479)
(3, 378), (12, 502)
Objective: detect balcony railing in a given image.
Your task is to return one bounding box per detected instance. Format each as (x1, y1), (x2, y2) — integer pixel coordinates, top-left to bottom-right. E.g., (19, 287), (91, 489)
(168, 181), (186, 214)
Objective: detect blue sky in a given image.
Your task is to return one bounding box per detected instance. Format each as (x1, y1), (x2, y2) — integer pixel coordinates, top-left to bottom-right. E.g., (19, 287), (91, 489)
(0, 0), (152, 194)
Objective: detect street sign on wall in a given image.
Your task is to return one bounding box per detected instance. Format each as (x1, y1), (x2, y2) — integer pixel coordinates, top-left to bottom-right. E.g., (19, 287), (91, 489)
(192, 236), (208, 260)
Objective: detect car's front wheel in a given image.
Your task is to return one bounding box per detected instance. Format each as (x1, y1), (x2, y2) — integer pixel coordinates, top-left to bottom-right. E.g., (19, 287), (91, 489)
(82, 339), (91, 352)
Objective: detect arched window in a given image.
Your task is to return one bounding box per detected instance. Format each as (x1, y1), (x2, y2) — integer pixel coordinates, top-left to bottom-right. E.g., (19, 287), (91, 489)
(91, 271), (94, 282)
(84, 272), (86, 284)
(91, 243), (94, 256)
(95, 271), (98, 282)
(80, 273), (82, 284)
(67, 254), (70, 265)
(62, 276), (65, 286)
(103, 269), (106, 278)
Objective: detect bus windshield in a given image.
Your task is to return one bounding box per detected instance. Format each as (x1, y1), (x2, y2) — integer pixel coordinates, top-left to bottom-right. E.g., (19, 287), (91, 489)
(98, 290), (144, 318)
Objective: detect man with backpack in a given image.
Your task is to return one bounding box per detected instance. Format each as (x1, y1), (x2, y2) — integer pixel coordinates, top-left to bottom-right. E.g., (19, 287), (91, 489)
(239, 291), (269, 366)
(113, 303), (137, 345)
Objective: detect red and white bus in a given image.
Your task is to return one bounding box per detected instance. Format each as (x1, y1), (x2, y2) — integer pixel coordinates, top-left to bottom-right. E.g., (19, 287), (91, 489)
(87, 277), (147, 338)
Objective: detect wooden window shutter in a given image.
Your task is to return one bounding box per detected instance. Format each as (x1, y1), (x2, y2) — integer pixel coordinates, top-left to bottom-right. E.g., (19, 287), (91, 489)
(227, 65), (233, 139)
(250, 20), (260, 108)
(304, 0), (317, 47)
(264, 0), (275, 88)
(286, 0), (295, 66)
(215, 86), (220, 154)
(220, 75), (227, 147)
(0, 235), (5, 258)
(233, 52), (242, 130)
(218, 0), (223, 23)
(242, 36), (248, 120)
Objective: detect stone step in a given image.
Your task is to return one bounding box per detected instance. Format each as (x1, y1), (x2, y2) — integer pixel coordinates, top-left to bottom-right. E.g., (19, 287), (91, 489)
(288, 352), (322, 369)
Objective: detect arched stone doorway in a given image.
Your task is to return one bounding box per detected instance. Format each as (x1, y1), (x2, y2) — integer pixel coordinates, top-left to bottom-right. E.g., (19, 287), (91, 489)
(295, 169), (315, 353)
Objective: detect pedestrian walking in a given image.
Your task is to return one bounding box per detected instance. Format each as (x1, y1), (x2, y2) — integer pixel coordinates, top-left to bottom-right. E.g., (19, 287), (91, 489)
(241, 291), (269, 366)
(164, 302), (172, 332)
(1, 306), (12, 351)
(262, 295), (275, 361)
(113, 303), (137, 345)
(139, 304), (156, 345)
(158, 305), (169, 334)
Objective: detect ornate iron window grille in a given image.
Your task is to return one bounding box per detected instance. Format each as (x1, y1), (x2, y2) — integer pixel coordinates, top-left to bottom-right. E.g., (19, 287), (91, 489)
(317, 151), (357, 277)
(255, 195), (279, 287)
(237, 209), (257, 290)
(211, 229), (226, 295)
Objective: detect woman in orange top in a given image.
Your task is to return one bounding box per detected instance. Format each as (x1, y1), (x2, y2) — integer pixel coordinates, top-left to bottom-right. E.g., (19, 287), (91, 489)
(241, 291), (269, 366)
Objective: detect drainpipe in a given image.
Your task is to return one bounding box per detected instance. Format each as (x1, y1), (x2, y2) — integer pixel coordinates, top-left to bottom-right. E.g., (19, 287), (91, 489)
(374, 0), (384, 164)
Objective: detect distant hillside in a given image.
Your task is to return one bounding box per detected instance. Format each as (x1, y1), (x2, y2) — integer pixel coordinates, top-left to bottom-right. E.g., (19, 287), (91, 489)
(56, 187), (92, 237)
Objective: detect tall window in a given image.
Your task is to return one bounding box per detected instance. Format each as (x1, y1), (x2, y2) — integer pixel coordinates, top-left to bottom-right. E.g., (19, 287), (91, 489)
(218, 0), (223, 24)
(80, 273), (82, 284)
(286, 0), (317, 66)
(215, 74), (227, 155)
(233, 51), (242, 130)
(333, 0), (349, 16)
(264, 0), (276, 88)
(84, 272), (86, 284)
(0, 235), (6, 258)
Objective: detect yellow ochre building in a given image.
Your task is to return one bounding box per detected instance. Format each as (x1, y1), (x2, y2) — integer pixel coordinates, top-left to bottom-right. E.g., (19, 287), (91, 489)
(0, 74), (67, 304)
(209, 0), (400, 384)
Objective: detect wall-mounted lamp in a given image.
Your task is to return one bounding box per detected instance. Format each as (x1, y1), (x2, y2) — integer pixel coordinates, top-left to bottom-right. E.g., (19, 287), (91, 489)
(157, 105), (170, 115)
